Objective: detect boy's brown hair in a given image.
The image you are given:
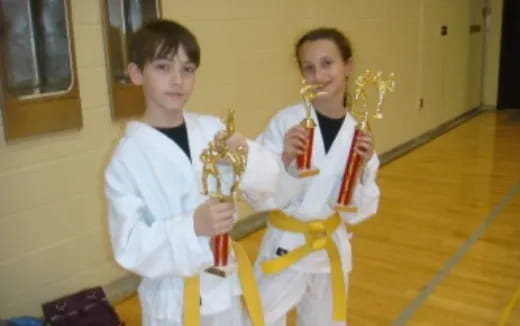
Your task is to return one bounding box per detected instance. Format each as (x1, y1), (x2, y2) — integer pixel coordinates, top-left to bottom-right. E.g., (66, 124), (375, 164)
(130, 19), (200, 70)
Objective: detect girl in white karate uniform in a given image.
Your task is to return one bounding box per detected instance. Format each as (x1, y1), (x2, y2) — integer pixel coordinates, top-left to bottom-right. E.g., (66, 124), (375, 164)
(249, 28), (381, 326)
(105, 20), (280, 326)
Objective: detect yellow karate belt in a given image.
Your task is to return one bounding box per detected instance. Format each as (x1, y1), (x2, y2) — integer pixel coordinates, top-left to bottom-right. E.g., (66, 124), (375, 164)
(260, 210), (347, 322)
(183, 242), (264, 326)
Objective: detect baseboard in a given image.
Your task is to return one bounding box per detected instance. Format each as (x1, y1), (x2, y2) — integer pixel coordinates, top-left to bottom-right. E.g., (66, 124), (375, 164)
(105, 105), (486, 304)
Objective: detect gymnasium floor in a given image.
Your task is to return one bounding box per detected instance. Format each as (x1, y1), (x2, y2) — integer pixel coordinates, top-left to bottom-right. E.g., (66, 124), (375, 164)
(115, 109), (520, 325)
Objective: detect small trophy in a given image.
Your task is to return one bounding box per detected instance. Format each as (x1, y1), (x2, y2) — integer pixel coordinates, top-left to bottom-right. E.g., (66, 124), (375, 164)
(335, 69), (395, 212)
(297, 80), (325, 178)
(200, 108), (247, 277)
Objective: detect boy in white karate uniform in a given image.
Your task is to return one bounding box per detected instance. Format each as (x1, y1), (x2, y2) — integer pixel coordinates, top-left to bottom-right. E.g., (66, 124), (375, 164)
(249, 28), (381, 326)
(105, 19), (279, 326)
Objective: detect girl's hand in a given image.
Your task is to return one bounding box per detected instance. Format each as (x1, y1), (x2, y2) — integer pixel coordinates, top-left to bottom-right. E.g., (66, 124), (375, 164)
(281, 125), (307, 167)
(355, 130), (375, 161)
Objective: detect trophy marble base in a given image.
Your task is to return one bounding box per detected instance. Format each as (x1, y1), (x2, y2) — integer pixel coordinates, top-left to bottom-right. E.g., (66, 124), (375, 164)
(335, 204), (359, 213)
(205, 263), (237, 278)
(298, 168), (320, 178)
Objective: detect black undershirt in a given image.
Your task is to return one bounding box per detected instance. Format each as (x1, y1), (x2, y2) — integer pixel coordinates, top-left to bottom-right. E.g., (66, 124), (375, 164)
(315, 110), (345, 153)
(155, 123), (191, 161)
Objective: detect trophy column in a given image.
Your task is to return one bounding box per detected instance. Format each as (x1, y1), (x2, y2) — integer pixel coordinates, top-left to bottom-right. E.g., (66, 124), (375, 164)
(336, 113), (369, 213)
(297, 80), (325, 178)
(297, 115), (318, 177)
(211, 233), (229, 271)
(336, 70), (395, 212)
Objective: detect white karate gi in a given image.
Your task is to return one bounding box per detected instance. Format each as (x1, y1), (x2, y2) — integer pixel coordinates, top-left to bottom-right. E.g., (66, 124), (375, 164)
(248, 103), (381, 326)
(105, 112), (280, 326)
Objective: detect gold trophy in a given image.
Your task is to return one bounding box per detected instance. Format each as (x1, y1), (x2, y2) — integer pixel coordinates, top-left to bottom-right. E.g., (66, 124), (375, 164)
(297, 80), (325, 178)
(200, 108), (247, 277)
(335, 69), (395, 212)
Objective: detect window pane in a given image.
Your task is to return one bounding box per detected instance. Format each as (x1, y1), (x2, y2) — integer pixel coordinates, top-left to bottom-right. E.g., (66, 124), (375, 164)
(107, 0), (159, 83)
(0, 0), (72, 97)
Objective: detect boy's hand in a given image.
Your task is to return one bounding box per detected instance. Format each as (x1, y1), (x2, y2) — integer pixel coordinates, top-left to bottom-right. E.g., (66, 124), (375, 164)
(193, 199), (235, 236)
(282, 125), (307, 167)
(355, 130), (375, 161)
(225, 132), (248, 152)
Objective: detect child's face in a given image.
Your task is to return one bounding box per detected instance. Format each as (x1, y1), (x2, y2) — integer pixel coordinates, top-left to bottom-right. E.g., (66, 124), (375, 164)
(130, 45), (197, 114)
(298, 39), (352, 104)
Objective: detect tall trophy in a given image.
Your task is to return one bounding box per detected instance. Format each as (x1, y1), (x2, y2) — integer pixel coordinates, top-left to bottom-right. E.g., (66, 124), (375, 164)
(297, 80), (325, 178)
(200, 108), (247, 276)
(335, 69), (395, 212)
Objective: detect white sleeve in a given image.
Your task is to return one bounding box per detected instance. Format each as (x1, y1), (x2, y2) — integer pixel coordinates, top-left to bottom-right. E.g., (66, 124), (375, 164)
(239, 139), (280, 194)
(256, 113), (285, 155)
(240, 139), (303, 211)
(105, 158), (213, 279)
(339, 153), (381, 225)
(241, 116), (304, 211)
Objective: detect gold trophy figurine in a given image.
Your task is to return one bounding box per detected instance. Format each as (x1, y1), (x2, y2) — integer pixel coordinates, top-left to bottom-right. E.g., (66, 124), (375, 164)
(336, 69), (395, 212)
(200, 108), (247, 277)
(297, 80), (326, 178)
